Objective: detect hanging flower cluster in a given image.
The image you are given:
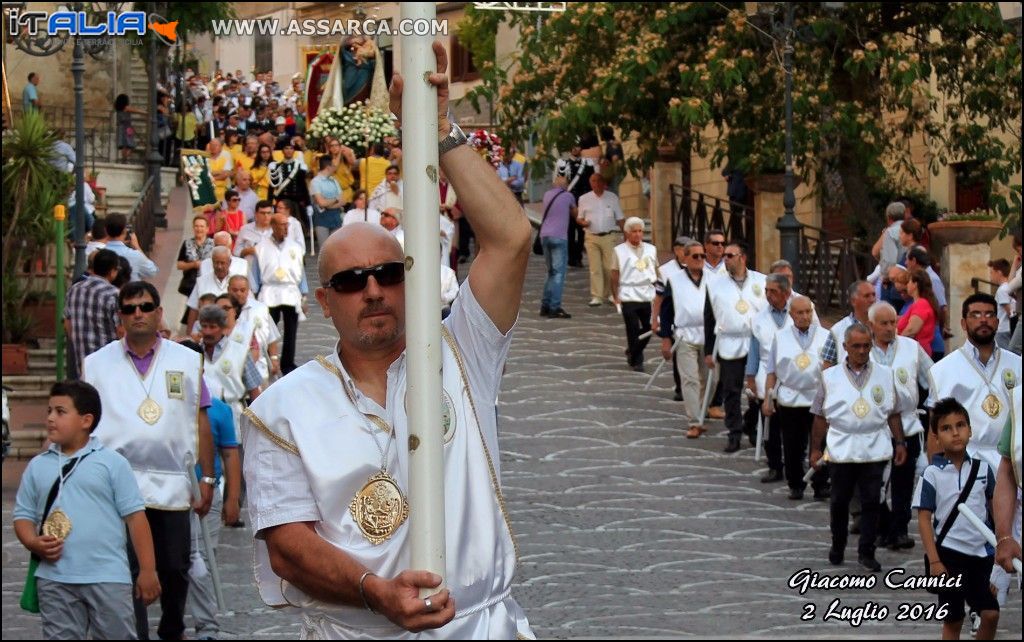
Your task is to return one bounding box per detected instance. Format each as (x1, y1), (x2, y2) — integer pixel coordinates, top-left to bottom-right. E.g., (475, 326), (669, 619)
(307, 100), (397, 155)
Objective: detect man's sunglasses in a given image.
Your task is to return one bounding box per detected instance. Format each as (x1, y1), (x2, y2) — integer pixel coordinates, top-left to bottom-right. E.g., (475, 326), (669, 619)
(324, 261), (405, 293)
(707, 240), (725, 246)
(690, 253), (706, 259)
(120, 302), (157, 315)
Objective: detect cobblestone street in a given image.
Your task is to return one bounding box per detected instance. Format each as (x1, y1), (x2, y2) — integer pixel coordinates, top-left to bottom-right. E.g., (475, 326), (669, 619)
(3, 251), (1021, 639)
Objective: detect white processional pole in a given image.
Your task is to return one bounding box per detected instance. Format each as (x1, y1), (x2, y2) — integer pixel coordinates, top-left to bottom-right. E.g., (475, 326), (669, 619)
(401, 2), (446, 591)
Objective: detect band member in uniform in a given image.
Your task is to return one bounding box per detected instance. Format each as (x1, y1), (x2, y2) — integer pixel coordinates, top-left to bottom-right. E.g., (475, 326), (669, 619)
(762, 296), (830, 500)
(810, 323), (907, 572)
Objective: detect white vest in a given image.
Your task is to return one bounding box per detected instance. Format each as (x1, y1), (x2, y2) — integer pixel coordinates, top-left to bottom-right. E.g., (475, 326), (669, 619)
(705, 261), (726, 277)
(821, 362), (895, 463)
(199, 255), (248, 278)
(207, 326), (253, 405)
(241, 328), (523, 636)
(659, 259), (683, 283)
(928, 346), (1021, 469)
(84, 339), (202, 510)
(752, 306), (791, 398)
(189, 271), (231, 309)
(239, 298), (281, 383)
(773, 325), (828, 408)
(706, 270), (767, 360)
(614, 242), (659, 302)
(667, 269), (706, 345)
(871, 336), (926, 436)
(255, 237), (304, 310)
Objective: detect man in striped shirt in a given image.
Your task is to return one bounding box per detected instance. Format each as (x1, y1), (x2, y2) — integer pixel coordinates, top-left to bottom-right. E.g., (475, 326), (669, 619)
(64, 249), (121, 378)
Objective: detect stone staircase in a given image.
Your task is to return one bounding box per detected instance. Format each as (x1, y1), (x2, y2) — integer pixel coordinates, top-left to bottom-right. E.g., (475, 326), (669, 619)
(3, 340), (57, 458)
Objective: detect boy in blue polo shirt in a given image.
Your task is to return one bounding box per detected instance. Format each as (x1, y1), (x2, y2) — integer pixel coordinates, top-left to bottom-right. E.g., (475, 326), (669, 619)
(914, 397), (1000, 640)
(14, 381), (159, 639)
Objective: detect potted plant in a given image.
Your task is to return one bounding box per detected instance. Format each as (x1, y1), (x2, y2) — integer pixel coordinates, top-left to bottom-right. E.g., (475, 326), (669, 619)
(928, 209), (1005, 247)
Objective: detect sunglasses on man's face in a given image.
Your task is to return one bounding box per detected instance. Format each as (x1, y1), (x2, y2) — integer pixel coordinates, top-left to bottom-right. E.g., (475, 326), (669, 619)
(120, 302), (157, 315)
(708, 240), (725, 246)
(324, 261), (405, 293)
(690, 253), (706, 260)
(723, 252), (739, 259)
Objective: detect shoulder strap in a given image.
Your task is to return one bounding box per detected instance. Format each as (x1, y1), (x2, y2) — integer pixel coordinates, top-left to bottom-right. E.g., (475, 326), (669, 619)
(540, 189), (565, 224)
(37, 451), (93, 537)
(935, 458), (981, 548)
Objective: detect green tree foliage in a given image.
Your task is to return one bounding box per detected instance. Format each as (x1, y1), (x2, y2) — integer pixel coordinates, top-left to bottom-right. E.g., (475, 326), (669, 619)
(460, 2), (1021, 228)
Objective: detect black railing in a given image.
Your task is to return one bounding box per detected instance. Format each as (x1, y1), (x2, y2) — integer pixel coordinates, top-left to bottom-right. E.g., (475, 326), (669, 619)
(33, 106), (122, 170)
(970, 277), (998, 295)
(796, 223), (873, 311)
(670, 184), (757, 267)
(128, 175), (157, 253)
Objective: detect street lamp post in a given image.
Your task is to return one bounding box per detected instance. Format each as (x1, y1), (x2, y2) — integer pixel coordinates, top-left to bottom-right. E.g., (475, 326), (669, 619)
(775, 3), (802, 279)
(148, 4), (167, 229)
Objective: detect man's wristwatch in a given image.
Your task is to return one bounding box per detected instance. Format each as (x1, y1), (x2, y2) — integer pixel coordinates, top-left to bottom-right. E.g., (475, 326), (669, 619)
(438, 120), (466, 156)
(199, 476), (217, 486)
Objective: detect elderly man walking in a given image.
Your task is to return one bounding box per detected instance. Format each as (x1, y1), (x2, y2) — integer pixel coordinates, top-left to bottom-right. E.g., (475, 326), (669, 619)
(578, 173), (624, 306)
(612, 218), (659, 372)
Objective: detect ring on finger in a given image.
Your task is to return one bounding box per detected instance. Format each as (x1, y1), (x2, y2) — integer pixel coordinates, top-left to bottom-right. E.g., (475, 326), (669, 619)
(424, 597), (433, 612)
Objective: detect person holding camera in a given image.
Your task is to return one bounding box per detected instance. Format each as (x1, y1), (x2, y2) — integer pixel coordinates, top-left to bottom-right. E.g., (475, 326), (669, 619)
(102, 213), (158, 281)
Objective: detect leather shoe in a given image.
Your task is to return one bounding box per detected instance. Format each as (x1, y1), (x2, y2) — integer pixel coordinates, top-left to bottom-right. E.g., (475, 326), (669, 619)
(588, 297), (603, 306)
(889, 534), (914, 550)
(760, 469), (784, 483)
(724, 437), (741, 453)
(539, 307), (550, 317)
(631, 363), (645, 373)
(673, 391), (683, 401)
(813, 487), (831, 501)
(829, 545), (844, 565)
(708, 406), (726, 419)
(788, 488), (804, 500)
(686, 426), (702, 439)
(548, 308), (572, 319)
(858, 554), (882, 573)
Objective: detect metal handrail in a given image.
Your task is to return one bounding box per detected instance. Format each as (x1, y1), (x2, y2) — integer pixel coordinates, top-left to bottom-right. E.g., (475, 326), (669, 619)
(795, 222), (874, 311)
(970, 277), (998, 295)
(127, 175), (156, 253)
(670, 184), (757, 267)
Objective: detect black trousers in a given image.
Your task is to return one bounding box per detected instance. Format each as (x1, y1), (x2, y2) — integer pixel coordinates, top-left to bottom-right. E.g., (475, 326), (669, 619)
(621, 302), (652, 367)
(830, 461), (886, 557)
(567, 218), (585, 265)
(128, 508), (191, 640)
(880, 434), (923, 539)
(762, 404), (783, 471)
(744, 397), (763, 446)
(672, 351), (682, 396)
(776, 405), (828, 491)
(269, 305), (299, 374)
(718, 357), (746, 438)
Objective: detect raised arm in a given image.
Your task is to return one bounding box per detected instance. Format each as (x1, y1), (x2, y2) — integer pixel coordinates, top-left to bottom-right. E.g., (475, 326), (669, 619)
(389, 42), (530, 334)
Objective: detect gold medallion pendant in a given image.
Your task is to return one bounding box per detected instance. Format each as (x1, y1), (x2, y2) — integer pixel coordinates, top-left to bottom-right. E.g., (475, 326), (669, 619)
(349, 471), (410, 545)
(220, 359), (232, 375)
(852, 398), (870, 419)
(43, 508), (72, 540)
(982, 394), (1002, 418)
(635, 258), (648, 271)
(274, 267), (287, 280)
(138, 398), (162, 425)
(735, 299), (750, 314)
(795, 353), (811, 370)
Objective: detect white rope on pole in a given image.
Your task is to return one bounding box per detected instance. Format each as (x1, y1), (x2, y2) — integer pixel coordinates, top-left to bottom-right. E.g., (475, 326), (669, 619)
(400, 2), (446, 594)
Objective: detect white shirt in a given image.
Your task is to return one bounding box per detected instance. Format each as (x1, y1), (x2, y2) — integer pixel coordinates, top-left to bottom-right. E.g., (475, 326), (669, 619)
(577, 190), (624, 234)
(343, 208), (382, 227)
(199, 255), (249, 279)
(995, 282), (1015, 333)
(441, 265), (459, 307)
(234, 223), (272, 257)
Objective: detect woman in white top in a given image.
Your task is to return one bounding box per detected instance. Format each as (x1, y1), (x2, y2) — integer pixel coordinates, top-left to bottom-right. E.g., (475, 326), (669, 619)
(342, 189), (382, 227)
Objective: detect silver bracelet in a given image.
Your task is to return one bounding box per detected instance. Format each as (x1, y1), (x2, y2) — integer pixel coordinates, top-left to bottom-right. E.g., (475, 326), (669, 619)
(358, 570), (377, 613)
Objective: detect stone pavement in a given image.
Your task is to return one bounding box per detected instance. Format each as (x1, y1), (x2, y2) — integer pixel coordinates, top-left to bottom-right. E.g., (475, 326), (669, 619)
(3, 247), (1021, 639)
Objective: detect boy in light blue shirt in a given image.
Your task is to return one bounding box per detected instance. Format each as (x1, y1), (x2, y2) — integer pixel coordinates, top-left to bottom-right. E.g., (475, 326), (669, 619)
(14, 381), (159, 640)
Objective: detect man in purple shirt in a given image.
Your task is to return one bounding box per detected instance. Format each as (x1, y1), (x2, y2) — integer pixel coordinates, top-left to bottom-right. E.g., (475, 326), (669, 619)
(539, 174), (578, 318)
